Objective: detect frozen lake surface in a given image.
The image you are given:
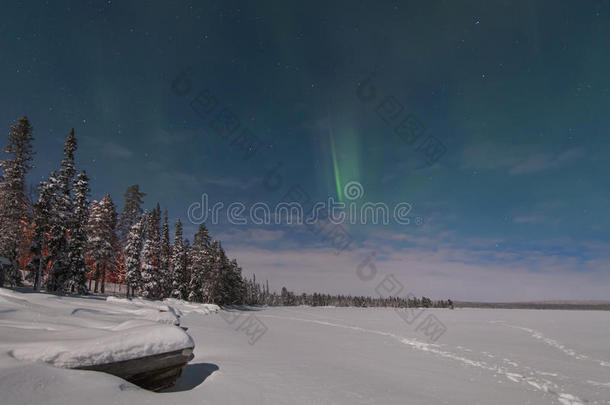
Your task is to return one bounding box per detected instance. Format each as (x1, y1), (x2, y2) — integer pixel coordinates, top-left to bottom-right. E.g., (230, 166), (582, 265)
(1, 289), (609, 404)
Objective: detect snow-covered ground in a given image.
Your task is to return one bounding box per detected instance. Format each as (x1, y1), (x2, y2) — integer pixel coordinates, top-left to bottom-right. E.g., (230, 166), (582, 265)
(1, 288), (609, 405)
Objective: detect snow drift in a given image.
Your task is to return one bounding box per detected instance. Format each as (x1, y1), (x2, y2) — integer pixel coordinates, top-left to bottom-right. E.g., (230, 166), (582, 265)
(0, 288), (217, 369)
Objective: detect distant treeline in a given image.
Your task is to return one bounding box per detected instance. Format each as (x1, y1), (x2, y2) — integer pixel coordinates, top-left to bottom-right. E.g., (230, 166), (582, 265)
(455, 301), (610, 310)
(244, 279), (454, 308)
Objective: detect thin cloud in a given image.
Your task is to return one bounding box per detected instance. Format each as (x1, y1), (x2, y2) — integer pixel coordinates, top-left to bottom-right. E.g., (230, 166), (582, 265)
(102, 141), (133, 158)
(509, 147), (585, 175)
(200, 176), (261, 190)
(216, 228), (286, 243)
(460, 143), (586, 175)
(151, 169), (260, 191)
(513, 215), (546, 224)
(80, 135), (133, 159)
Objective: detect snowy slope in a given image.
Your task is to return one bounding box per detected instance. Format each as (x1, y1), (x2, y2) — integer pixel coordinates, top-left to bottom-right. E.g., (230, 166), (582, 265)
(1, 289), (609, 405)
(0, 288), (218, 368)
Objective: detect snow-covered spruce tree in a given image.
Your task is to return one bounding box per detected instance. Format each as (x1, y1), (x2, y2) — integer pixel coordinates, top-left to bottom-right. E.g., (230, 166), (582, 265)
(86, 195), (117, 294)
(159, 209), (172, 298)
(69, 170), (90, 293)
(117, 184), (146, 246)
(100, 195), (118, 294)
(116, 185), (145, 294)
(207, 242), (244, 305)
(226, 258), (246, 305)
(124, 219), (144, 298)
(140, 240), (156, 298)
(186, 247), (204, 302)
(170, 219), (186, 299)
(187, 222), (212, 302)
(183, 238), (191, 289)
(28, 179), (54, 291)
(45, 173), (71, 292)
(140, 210), (161, 298)
(46, 130), (78, 292)
(0, 116), (35, 286)
(206, 241), (224, 304)
(86, 200), (102, 292)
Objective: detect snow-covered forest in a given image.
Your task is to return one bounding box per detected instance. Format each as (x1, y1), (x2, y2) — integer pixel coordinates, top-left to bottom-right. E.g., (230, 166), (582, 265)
(0, 116), (452, 309)
(0, 116), (247, 305)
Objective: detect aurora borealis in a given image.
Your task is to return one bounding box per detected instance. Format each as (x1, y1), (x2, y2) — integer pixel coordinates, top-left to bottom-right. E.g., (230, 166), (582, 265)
(2, 1), (610, 300)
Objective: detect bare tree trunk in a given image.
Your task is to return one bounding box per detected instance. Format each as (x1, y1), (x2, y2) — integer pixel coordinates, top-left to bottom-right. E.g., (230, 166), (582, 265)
(9, 255), (18, 288)
(94, 264), (100, 293)
(34, 255), (44, 291)
(100, 266), (106, 294)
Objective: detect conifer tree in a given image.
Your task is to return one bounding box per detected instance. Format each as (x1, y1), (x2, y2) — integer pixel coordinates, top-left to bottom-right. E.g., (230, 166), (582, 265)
(0, 116), (35, 286)
(140, 244), (156, 297)
(28, 179), (54, 291)
(59, 129), (77, 196)
(46, 172), (71, 292)
(47, 130), (78, 292)
(86, 195), (117, 293)
(125, 219), (144, 298)
(206, 242), (244, 305)
(170, 219), (186, 299)
(69, 171), (90, 293)
(100, 195), (117, 294)
(141, 210), (161, 298)
(187, 223), (212, 302)
(206, 241), (224, 304)
(159, 209), (171, 297)
(183, 238), (191, 294)
(226, 258), (245, 304)
(118, 185), (146, 245)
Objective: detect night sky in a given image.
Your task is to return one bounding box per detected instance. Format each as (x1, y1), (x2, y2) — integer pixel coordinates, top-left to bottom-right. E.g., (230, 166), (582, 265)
(2, 1), (609, 300)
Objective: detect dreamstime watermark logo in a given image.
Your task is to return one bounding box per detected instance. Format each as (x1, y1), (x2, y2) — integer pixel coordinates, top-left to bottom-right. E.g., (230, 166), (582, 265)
(187, 181), (423, 227)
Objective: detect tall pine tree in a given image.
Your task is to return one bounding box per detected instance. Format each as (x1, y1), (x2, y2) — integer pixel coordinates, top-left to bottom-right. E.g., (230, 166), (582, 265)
(118, 185), (146, 246)
(0, 116), (35, 286)
(100, 195), (118, 293)
(208, 241), (244, 305)
(170, 219), (186, 299)
(86, 195), (117, 294)
(140, 210), (161, 298)
(225, 258), (245, 305)
(47, 130), (77, 292)
(125, 219), (144, 298)
(187, 223), (212, 302)
(28, 179), (53, 290)
(206, 241), (223, 303)
(159, 209), (172, 297)
(183, 238), (191, 291)
(69, 170), (90, 293)
(46, 172), (70, 292)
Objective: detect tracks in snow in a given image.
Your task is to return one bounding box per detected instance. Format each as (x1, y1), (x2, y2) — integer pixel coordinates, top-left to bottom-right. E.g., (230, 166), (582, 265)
(494, 321), (610, 369)
(255, 311), (606, 405)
